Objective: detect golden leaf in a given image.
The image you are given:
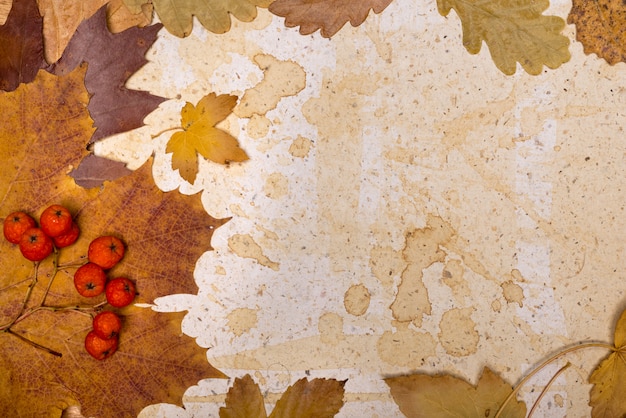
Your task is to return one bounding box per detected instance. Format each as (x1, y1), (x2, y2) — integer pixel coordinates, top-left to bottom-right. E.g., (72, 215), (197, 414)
(589, 309), (626, 417)
(220, 375), (268, 418)
(385, 367), (527, 417)
(437, 0), (570, 75)
(166, 93), (249, 184)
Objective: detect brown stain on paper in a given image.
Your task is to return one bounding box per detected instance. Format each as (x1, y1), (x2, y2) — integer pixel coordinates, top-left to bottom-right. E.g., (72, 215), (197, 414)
(227, 234), (279, 271)
(441, 259), (470, 304)
(438, 307), (480, 356)
(319, 312), (345, 346)
(227, 308), (259, 337)
(343, 284), (371, 316)
(377, 322), (437, 367)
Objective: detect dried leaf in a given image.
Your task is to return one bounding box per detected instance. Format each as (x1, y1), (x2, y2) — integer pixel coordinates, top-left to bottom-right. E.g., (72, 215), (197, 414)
(589, 309), (626, 417)
(269, 0), (393, 38)
(69, 154), (132, 189)
(269, 378), (346, 418)
(0, 0), (11, 24)
(0, 66), (227, 416)
(568, 0), (626, 65)
(123, 0), (272, 37)
(385, 367), (527, 418)
(47, 5), (166, 143)
(437, 0), (570, 75)
(166, 93), (249, 184)
(220, 375), (268, 418)
(0, 0), (45, 91)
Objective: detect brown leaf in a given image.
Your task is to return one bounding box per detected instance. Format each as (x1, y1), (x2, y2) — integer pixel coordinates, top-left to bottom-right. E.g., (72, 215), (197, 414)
(166, 93), (249, 184)
(568, 0), (626, 65)
(268, 0), (393, 38)
(269, 378), (346, 418)
(70, 154), (133, 189)
(220, 374), (268, 418)
(0, 0), (45, 91)
(48, 5), (166, 143)
(0, 65), (227, 416)
(589, 309), (626, 417)
(123, 0), (272, 37)
(385, 367), (527, 418)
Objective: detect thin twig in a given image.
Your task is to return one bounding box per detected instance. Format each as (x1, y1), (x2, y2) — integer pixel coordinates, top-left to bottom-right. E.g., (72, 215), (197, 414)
(5, 329), (62, 357)
(527, 362), (571, 417)
(150, 126), (181, 139)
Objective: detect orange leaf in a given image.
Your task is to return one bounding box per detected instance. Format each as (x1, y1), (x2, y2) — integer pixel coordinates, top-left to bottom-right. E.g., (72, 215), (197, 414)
(268, 0), (393, 38)
(0, 67), (227, 416)
(166, 93), (249, 184)
(220, 374), (268, 418)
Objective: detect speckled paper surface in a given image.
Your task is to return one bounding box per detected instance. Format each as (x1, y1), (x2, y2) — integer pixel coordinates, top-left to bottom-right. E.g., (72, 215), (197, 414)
(95, 1), (626, 416)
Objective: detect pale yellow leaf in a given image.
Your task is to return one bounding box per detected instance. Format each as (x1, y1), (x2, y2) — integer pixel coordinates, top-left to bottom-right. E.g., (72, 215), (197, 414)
(437, 0), (570, 75)
(0, 0), (11, 25)
(385, 367), (526, 418)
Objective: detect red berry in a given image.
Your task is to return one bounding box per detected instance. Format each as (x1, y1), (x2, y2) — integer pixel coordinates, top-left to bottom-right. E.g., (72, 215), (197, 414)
(3, 211), (36, 244)
(88, 236), (125, 269)
(73, 263), (107, 297)
(40, 205), (73, 237)
(19, 227), (53, 261)
(84, 330), (118, 360)
(52, 222), (80, 248)
(93, 311), (122, 340)
(105, 278), (136, 308)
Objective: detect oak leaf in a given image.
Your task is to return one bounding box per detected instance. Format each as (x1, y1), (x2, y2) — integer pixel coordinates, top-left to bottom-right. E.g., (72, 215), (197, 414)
(166, 93), (249, 185)
(385, 367), (527, 418)
(0, 66), (227, 416)
(589, 309), (626, 417)
(268, 0), (393, 38)
(437, 0), (570, 75)
(568, 0), (626, 65)
(123, 0), (272, 37)
(220, 374), (346, 418)
(48, 5), (166, 144)
(0, 0), (45, 91)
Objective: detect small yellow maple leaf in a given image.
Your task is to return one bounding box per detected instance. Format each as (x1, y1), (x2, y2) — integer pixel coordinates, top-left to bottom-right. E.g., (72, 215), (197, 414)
(166, 93), (249, 184)
(589, 309), (626, 417)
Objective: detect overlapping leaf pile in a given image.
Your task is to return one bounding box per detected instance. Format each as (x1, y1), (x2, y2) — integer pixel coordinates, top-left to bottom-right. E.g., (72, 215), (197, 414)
(0, 1), (229, 416)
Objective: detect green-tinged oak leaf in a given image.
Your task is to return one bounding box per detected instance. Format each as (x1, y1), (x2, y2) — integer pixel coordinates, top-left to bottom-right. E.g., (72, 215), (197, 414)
(437, 0), (570, 75)
(0, 0), (45, 91)
(385, 367), (527, 418)
(48, 5), (166, 144)
(220, 374), (268, 418)
(166, 93), (249, 184)
(38, 0), (153, 63)
(123, 0), (272, 37)
(220, 374), (346, 418)
(588, 309), (626, 417)
(0, 67), (227, 417)
(268, 0), (393, 38)
(568, 0), (626, 65)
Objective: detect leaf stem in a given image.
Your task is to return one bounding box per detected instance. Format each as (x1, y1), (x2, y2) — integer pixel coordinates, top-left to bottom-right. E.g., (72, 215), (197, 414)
(151, 126), (181, 139)
(527, 362), (571, 418)
(494, 342), (615, 418)
(5, 329), (62, 357)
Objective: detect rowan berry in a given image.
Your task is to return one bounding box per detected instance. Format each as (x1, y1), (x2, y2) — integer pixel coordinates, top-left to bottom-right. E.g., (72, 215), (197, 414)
(88, 236), (125, 269)
(52, 222), (80, 248)
(39, 205), (73, 237)
(3, 211), (36, 244)
(84, 330), (118, 360)
(92, 311), (122, 340)
(74, 263), (107, 297)
(105, 278), (136, 308)
(19, 227), (53, 261)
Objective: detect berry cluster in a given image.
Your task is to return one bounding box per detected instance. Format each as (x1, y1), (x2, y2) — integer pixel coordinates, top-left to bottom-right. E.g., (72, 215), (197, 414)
(3, 205), (136, 361)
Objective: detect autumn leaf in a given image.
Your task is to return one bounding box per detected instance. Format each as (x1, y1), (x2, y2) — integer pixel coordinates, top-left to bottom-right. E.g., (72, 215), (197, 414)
(0, 66), (227, 416)
(568, 0), (626, 65)
(220, 374), (346, 418)
(48, 4), (166, 144)
(69, 154), (133, 189)
(437, 0), (570, 75)
(165, 93), (249, 185)
(385, 367), (527, 418)
(0, 0), (45, 91)
(268, 0), (393, 38)
(123, 0), (272, 37)
(589, 309), (626, 417)
(38, 0), (153, 63)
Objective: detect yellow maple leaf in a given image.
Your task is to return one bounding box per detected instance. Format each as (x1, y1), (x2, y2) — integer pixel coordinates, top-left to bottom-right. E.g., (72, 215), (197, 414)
(123, 0), (271, 37)
(166, 93), (249, 184)
(437, 0), (570, 75)
(589, 309), (626, 417)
